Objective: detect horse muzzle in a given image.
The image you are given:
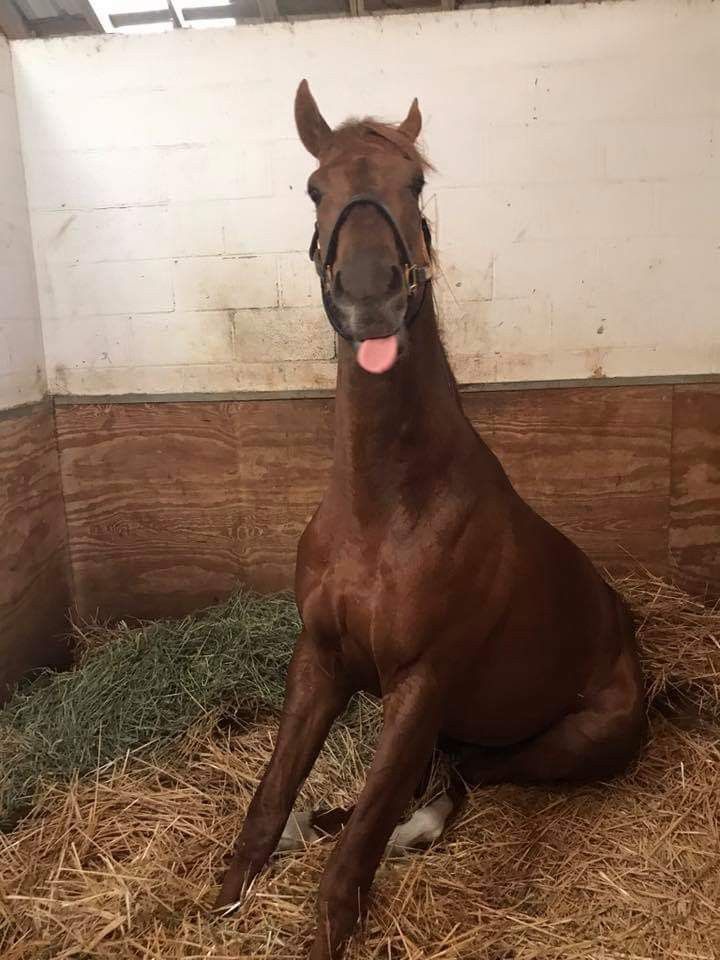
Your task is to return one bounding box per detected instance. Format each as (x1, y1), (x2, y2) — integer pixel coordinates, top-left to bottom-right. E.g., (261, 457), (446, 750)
(308, 194), (433, 373)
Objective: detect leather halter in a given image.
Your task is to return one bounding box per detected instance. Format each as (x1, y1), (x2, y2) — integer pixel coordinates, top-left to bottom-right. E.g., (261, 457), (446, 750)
(308, 193), (433, 340)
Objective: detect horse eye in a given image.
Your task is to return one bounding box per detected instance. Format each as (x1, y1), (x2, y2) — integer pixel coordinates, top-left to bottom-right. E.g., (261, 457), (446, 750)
(410, 175), (425, 198)
(308, 186), (322, 205)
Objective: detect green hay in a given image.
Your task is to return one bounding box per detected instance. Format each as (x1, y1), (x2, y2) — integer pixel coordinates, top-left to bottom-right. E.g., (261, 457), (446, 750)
(0, 591), (301, 830)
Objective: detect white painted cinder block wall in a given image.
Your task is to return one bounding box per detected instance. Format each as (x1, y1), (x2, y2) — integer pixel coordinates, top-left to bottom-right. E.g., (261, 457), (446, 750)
(0, 37), (45, 411)
(9, 0), (720, 398)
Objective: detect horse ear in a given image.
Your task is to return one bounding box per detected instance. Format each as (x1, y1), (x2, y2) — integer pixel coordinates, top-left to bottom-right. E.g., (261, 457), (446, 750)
(295, 80), (332, 158)
(399, 97), (422, 142)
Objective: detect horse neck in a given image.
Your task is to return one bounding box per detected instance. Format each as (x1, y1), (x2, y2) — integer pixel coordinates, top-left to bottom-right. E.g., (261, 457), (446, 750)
(331, 291), (469, 509)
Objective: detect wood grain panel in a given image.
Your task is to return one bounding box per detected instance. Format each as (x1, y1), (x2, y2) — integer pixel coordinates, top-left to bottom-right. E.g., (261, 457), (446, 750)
(56, 386), (676, 621)
(55, 400), (334, 620)
(670, 384), (720, 599)
(0, 402), (72, 700)
(465, 385), (673, 575)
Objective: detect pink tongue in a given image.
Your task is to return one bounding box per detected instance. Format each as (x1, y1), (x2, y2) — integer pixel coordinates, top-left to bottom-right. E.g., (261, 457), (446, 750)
(356, 335), (399, 374)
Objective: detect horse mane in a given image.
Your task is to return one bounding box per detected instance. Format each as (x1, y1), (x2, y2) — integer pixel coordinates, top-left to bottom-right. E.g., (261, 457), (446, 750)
(332, 117), (433, 171)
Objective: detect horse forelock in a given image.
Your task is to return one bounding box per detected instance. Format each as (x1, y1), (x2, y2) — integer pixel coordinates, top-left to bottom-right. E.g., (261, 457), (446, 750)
(331, 118), (432, 170)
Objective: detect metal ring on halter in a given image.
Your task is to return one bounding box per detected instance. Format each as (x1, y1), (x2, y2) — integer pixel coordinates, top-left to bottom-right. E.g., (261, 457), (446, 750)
(307, 194), (433, 341)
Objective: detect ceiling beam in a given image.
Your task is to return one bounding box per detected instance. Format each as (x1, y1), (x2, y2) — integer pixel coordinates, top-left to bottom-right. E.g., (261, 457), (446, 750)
(31, 13), (96, 34)
(0, 0), (32, 39)
(76, 0), (107, 32)
(167, 0), (187, 28)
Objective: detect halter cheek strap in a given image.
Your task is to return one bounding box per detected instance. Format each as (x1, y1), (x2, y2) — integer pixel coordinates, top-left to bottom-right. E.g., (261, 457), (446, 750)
(308, 194), (433, 340)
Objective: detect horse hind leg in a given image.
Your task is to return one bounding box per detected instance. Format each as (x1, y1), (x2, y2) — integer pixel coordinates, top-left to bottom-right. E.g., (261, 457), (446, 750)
(459, 648), (645, 787)
(385, 783), (464, 853)
(273, 807), (352, 854)
(273, 754), (462, 855)
(275, 793), (460, 856)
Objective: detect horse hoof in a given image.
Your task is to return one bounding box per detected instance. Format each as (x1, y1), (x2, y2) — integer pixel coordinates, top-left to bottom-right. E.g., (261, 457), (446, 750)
(213, 865), (250, 913)
(213, 890), (242, 914)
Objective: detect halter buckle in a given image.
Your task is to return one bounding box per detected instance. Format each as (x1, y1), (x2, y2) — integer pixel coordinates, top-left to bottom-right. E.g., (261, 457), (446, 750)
(405, 264), (432, 294)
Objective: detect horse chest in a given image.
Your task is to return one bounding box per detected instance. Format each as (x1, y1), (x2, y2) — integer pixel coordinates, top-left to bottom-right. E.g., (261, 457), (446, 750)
(298, 523), (451, 683)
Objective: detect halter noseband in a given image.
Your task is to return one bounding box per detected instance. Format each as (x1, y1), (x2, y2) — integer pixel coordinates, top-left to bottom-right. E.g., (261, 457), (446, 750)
(308, 194), (433, 340)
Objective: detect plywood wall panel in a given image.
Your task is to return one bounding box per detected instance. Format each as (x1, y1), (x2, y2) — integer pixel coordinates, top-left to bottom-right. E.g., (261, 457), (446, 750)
(55, 399), (334, 619)
(0, 402), (71, 699)
(669, 384), (720, 599)
(466, 385), (674, 575)
(56, 386), (674, 620)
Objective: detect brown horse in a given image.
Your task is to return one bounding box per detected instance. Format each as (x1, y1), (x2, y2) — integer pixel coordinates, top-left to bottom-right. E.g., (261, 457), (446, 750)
(215, 81), (645, 959)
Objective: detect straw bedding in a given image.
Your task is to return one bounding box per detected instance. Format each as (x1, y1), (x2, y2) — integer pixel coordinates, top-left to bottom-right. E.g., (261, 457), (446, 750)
(1, 573), (719, 959)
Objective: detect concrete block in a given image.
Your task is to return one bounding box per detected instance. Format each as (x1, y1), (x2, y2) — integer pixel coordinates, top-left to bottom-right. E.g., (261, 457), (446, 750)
(32, 206), (171, 264)
(0, 43), (13, 97)
(533, 60), (659, 124)
(0, 368), (46, 407)
(487, 123), (602, 183)
(0, 93), (18, 148)
(130, 311), (233, 366)
(271, 138), (314, 197)
(233, 306), (335, 363)
(163, 142), (272, 202)
(656, 179), (720, 238)
(0, 144), (27, 204)
(493, 239), (601, 302)
(0, 262), (38, 322)
(168, 202), (225, 258)
(603, 120), (713, 180)
(278, 252), (320, 308)
(223, 194), (311, 255)
(48, 259), (173, 318)
(441, 295), (551, 361)
(43, 314), (134, 374)
(0, 323), (12, 373)
(8, 312), (45, 374)
(436, 244), (494, 302)
(0, 205), (33, 261)
(173, 255), (278, 311)
(538, 182), (656, 240)
(25, 147), (168, 211)
(437, 186), (546, 252)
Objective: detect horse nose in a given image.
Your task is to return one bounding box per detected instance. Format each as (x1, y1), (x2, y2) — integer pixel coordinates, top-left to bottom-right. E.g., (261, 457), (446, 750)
(334, 252), (400, 302)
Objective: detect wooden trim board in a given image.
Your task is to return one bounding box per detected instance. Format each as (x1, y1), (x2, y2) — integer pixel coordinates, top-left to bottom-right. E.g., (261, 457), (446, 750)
(51, 372), (720, 407)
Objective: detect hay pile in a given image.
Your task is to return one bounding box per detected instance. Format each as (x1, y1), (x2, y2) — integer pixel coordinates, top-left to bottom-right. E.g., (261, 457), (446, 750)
(1, 573), (719, 959)
(0, 592), (300, 831)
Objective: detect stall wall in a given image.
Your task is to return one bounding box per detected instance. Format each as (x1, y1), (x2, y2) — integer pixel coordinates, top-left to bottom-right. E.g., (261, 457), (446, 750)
(11, 0), (720, 397)
(0, 36), (44, 410)
(0, 36), (70, 699)
(5, 0), (720, 619)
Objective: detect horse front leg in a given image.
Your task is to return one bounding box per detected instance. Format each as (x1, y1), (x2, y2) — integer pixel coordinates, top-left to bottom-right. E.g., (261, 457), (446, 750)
(309, 668), (441, 960)
(215, 630), (353, 909)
